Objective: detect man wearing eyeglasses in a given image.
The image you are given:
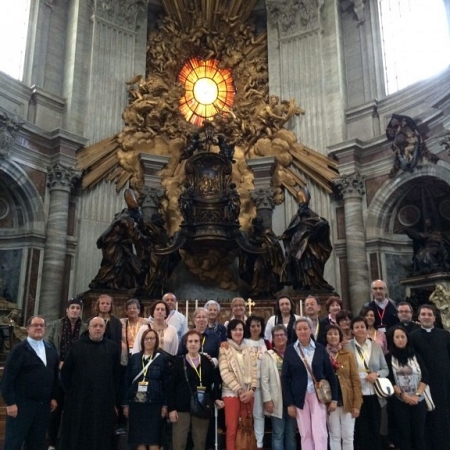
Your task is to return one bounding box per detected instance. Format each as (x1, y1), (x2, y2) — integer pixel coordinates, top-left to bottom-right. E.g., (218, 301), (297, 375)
(0, 316), (59, 450)
(45, 298), (87, 450)
(366, 280), (399, 332)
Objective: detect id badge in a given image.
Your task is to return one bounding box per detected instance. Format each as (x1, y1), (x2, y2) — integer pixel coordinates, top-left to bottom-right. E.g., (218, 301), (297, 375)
(138, 381), (148, 392)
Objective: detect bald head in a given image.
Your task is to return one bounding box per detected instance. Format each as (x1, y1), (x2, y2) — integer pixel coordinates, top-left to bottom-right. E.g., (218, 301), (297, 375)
(89, 317), (106, 341)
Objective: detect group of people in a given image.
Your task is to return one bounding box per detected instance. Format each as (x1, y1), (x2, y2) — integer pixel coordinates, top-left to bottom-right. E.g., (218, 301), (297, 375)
(1, 282), (450, 450)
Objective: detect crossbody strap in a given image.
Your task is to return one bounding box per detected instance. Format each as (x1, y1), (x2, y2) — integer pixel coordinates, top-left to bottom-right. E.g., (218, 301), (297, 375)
(132, 353), (159, 384)
(183, 357), (195, 396)
(297, 344), (318, 384)
(355, 344), (370, 372)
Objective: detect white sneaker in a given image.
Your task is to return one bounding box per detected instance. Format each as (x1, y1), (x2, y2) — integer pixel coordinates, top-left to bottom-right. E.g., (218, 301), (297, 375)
(48, 446), (56, 450)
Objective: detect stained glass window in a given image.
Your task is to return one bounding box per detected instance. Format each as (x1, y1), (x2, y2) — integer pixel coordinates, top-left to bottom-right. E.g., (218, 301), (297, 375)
(179, 58), (235, 126)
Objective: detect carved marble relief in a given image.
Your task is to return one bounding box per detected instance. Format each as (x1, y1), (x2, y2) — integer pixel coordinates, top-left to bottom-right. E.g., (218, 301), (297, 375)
(266, 0), (324, 37)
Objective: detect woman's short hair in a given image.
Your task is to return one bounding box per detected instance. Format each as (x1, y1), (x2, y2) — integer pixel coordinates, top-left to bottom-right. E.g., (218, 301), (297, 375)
(325, 324), (344, 342)
(204, 300), (220, 312)
(271, 324), (287, 340)
(231, 297), (246, 308)
(350, 316), (368, 330)
(325, 296), (343, 312)
(141, 328), (159, 350)
(336, 309), (353, 324)
(126, 298), (141, 311)
(294, 317), (313, 330)
(245, 315), (265, 339)
(149, 300), (170, 318)
(226, 319), (246, 339)
(183, 329), (202, 346)
(193, 307), (208, 319)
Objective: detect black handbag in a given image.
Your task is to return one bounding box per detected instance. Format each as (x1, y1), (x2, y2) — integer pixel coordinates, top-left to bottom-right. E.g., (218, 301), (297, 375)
(183, 358), (213, 419)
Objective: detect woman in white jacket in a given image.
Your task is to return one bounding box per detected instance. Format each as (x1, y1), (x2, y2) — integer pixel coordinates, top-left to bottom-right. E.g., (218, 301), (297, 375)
(260, 324), (297, 450)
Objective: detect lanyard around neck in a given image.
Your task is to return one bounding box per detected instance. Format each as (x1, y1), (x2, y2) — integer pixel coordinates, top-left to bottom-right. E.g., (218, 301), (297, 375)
(187, 354), (203, 387)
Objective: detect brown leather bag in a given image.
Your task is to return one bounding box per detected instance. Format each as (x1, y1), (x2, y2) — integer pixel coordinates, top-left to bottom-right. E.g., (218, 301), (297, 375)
(235, 400), (257, 450)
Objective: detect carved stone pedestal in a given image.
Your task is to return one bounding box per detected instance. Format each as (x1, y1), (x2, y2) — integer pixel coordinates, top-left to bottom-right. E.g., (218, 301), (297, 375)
(400, 272), (450, 314)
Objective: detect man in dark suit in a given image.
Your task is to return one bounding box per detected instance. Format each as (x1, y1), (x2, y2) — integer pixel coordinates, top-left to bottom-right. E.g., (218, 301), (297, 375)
(0, 315), (59, 450)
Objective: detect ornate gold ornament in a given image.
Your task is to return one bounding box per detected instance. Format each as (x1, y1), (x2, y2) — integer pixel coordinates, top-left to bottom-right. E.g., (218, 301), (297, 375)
(77, 0), (339, 233)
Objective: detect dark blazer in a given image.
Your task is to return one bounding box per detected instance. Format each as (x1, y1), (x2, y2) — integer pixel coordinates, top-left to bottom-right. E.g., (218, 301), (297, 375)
(168, 354), (220, 413)
(0, 339), (59, 405)
(105, 315), (123, 348)
(317, 317), (333, 345)
(123, 350), (170, 406)
(281, 341), (338, 409)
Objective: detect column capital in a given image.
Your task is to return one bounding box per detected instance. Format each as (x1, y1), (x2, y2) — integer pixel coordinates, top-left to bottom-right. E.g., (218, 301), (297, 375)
(90, 0), (148, 31)
(334, 172), (365, 199)
(250, 188), (275, 210)
(47, 163), (80, 192)
(266, 0), (324, 37)
(141, 186), (164, 209)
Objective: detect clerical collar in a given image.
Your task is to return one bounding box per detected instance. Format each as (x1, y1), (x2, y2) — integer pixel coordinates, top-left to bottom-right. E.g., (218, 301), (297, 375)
(421, 326), (434, 332)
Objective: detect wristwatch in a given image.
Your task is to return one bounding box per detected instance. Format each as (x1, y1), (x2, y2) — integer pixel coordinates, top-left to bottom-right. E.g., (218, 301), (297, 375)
(415, 392), (421, 397)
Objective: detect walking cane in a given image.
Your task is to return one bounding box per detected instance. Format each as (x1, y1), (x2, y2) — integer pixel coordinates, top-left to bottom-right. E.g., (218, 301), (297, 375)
(214, 403), (218, 450)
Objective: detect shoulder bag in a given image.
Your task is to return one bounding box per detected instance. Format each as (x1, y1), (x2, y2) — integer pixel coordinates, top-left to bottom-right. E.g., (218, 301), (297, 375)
(355, 343), (393, 398)
(423, 385), (435, 411)
(373, 377), (394, 398)
(298, 345), (332, 404)
(236, 400), (257, 450)
(183, 358), (213, 419)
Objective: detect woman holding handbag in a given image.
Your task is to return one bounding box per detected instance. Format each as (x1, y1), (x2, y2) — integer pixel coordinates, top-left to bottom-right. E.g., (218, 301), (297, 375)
(385, 325), (429, 450)
(244, 315), (269, 449)
(168, 330), (223, 450)
(123, 328), (170, 450)
(325, 324), (363, 450)
(347, 316), (388, 450)
(219, 319), (258, 450)
(281, 317), (338, 450)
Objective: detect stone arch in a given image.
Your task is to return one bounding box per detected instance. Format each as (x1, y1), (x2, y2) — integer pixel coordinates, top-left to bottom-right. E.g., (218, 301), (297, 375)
(0, 158), (45, 233)
(365, 162), (450, 240)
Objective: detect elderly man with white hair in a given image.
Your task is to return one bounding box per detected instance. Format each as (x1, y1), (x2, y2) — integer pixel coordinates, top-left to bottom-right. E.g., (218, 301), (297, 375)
(205, 299), (227, 342)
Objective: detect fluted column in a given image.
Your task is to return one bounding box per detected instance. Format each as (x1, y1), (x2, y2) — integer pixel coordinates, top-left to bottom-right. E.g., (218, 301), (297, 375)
(250, 188), (275, 229)
(335, 172), (370, 313)
(39, 163), (79, 320)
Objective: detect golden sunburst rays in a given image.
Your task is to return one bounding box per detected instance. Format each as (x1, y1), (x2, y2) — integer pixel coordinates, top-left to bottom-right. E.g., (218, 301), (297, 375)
(160, 0), (259, 29)
(178, 58), (235, 126)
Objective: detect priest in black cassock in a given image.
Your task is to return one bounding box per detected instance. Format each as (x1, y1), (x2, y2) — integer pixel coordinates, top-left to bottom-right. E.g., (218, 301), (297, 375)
(60, 317), (121, 450)
(410, 304), (450, 450)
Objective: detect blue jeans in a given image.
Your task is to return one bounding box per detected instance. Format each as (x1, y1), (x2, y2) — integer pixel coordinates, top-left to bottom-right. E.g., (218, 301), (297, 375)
(271, 408), (297, 450)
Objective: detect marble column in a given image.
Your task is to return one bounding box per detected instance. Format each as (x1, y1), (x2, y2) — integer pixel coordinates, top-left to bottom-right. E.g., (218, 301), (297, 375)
(335, 172), (370, 313)
(39, 163), (79, 320)
(250, 188), (275, 229)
